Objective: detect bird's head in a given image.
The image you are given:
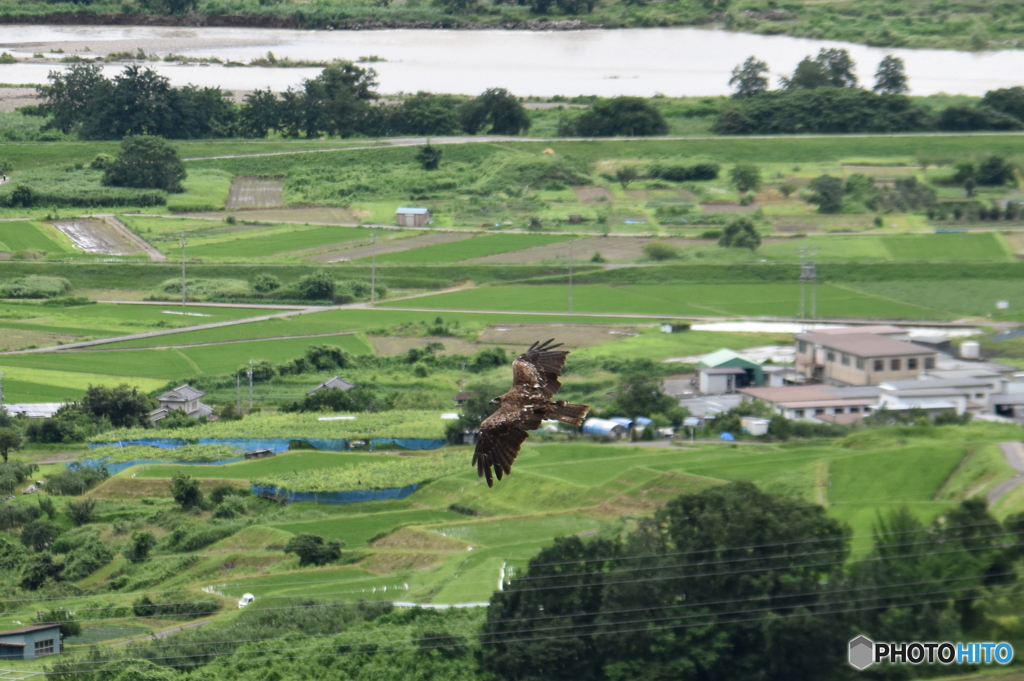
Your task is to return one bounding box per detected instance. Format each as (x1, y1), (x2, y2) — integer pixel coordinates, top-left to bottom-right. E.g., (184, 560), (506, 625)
(489, 396), (502, 407)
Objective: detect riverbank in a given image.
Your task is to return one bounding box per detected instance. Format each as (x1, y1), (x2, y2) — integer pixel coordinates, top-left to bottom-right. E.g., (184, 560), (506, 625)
(0, 0), (1017, 52)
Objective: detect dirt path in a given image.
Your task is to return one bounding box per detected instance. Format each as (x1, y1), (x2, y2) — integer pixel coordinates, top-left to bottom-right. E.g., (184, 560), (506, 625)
(987, 442), (1024, 507)
(75, 330), (357, 351)
(112, 618), (214, 646)
(99, 215), (167, 262)
(97, 300), (313, 310)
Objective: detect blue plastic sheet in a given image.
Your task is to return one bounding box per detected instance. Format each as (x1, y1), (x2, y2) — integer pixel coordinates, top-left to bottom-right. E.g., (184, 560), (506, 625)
(369, 438), (445, 451)
(251, 483), (419, 504)
(73, 457), (244, 475)
(198, 438), (292, 453)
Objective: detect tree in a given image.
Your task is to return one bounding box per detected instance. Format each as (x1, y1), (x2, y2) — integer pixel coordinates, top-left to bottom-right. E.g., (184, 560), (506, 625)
(614, 166), (638, 188)
(20, 552), (63, 590)
(80, 384), (157, 429)
(124, 531), (156, 563)
(807, 174), (845, 213)
(65, 499), (95, 526)
(103, 135), (186, 193)
(446, 381), (505, 443)
(38, 63), (109, 135)
(728, 163), (762, 193)
(415, 145), (443, 170)
(783, 48), (857, 89)
(729, 56), (769, 98)
(459, 89), (531, 135)
(34, 609), (81, 638)
(611, 372), (677, 416)
(964, 176), (977, 197)
(392, 92), (463, 135)
(298, 270), (336, 300)
(977, 155), (1015, 185)
(563, 97), (668, 137)
(718, 217), (761, 250)
(239, 88), (280, 138)
(874, 55), (908, 94)
(21, 520), (59, 552)
(0, 429), (22, 464)
(170, 473), (203, 510)
(284, 533), (342, 566)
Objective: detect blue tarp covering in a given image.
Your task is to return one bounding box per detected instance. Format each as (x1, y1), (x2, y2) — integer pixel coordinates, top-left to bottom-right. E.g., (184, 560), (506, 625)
(251, 483), (419, 504)
(197, 439), (292, 453)
(73, 457), (244, 475)
(369, 438), (445, 451)
(88, 439), (188, 450)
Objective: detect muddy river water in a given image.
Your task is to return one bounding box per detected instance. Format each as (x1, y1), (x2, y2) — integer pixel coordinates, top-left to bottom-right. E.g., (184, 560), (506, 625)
(1, 25), (1023, 96)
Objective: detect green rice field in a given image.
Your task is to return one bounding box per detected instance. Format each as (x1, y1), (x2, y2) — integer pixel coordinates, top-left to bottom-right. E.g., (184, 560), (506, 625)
(382, 283), (944, 319)
(0, 221), (73, 253)
(185, 225), (369, 259)
(880, 232), (1010, 261)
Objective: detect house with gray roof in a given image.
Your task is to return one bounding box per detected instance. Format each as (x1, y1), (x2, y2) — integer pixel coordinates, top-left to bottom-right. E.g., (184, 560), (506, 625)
(149, 384), (214, 425)
(307, 376), (357, 396)
(0, 624), (63, 660)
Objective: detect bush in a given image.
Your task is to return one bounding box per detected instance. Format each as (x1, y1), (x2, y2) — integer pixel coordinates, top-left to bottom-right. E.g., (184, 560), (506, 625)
(65, 499), (96, 526)
(170, 473), (203, 510)
(806, 175), (845, 213)
(0, 275), (72, 299)
(133, 595), (220, 620)
(252, 273), (281, 293)
(642, 241), (679, 260)
(124, 531), (156, 563)
(0, 501), (41, 531)
(21, 520), (60, 551)
(298, 270), (335, 300)
(45, 465), (109, 495)
(560, 97), (668, 137)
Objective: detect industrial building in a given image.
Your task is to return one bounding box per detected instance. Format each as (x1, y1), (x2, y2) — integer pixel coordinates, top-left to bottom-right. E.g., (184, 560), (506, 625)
(0, 624), (63, 660)
(794, 332), (937, 386)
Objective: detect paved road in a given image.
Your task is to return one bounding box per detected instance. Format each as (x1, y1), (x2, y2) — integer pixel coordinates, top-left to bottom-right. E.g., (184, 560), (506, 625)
(987, 442), (1024, 507)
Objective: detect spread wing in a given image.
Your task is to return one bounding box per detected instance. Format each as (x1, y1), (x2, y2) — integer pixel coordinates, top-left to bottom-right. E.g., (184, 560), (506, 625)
(472, 396), (542, 487)
(512, 338), (568, 399)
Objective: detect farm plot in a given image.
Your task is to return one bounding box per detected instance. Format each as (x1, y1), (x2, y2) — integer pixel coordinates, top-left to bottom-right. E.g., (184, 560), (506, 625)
(881, 232), (1010, 261)
(0, 221), (73, 254)
(365, 233), (574, 264)
(225, 177), (283, 210)
(52, 219), (146, 256)
(845, 280), (1024, 318)
(186, 224), (368, 259)
(272, 508), (464, 547)
(0, 365), (167, 402)
(133, 451), (374, 480)
(310, 231), (475, 263)
(0, 348), (201, 380)
(468, 237), (694, 264)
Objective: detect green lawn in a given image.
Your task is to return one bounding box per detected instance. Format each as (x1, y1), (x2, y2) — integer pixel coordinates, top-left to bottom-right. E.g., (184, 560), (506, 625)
(758, 235), (892, 261)
(187, 225), (368, 259)
(881, 233), (1010, 261)
(0, 221), (72, 253)
(366, 234), (574, 264)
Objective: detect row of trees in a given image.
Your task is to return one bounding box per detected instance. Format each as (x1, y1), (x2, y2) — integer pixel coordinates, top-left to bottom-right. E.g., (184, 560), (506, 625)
(724, 50), (1024, 135)
(40, 64), (532, 140)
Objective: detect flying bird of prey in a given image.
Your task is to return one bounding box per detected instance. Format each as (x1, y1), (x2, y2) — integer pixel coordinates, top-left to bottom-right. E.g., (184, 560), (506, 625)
(472, 339), (590, 487)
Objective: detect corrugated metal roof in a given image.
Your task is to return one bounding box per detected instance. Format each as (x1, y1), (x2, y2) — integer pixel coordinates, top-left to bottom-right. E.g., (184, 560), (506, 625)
(396, 207), (430, 214)
(1, 403), (66, 418)
(699, 349), (758, 368)
(0, 624), (62, 636)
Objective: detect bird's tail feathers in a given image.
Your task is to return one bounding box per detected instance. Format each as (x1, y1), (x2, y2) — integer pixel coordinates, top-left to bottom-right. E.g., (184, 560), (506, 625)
(549, 401), (590, 427)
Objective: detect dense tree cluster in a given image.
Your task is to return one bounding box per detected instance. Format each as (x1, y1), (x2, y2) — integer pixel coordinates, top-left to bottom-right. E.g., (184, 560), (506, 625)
(557, 97), (668, 137)
(721, 51), (1024, 135)
(40, 64), (532, 140)
(481, 482), (1024, 681)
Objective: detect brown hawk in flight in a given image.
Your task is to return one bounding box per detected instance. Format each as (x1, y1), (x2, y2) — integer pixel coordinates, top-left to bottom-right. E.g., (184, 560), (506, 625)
(472, 339), (590, 487)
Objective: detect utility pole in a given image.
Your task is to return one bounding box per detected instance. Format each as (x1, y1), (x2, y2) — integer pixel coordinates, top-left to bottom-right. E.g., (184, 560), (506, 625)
(370, 230), (377, 305)
(568, 237), (574, 313)
(460, 362), (466, 392)
(810, 249), (818, 319)
(179, 233), (187, 308)
(798, 247), (806, 321)
(247, 360), (254, 410)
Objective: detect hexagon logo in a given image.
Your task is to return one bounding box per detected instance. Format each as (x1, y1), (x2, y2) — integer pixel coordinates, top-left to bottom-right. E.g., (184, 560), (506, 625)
(849, 635), (874, 670)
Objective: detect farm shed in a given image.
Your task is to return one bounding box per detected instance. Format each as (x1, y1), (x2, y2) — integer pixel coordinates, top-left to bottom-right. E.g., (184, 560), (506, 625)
(699, 349), (763, 388)
(699, 367), (747, 395)
(0, 624), (63, 660)
(307, 376), (356, 396)
(395, 207), (432, 227)
(582, 418), (629, 439)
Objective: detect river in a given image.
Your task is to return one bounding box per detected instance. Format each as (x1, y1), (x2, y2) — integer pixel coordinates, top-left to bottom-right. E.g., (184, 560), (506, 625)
(1, 25), (1023, 96)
